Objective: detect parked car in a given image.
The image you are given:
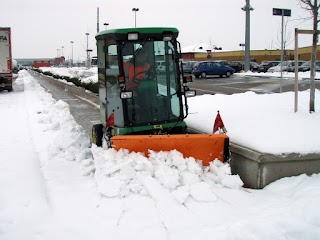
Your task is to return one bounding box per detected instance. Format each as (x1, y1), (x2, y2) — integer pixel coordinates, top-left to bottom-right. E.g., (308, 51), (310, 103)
(229, 61), (243, 73)
(192, 61), (235, 78)
(229, 61), (260, 73)
(181, 61), (198, 74)
(285, 61), (307, 72)
(250, 62), (259, 72)
(258, 61), (280, 73)
(267, 61), (294, 73)
(297, 61), (320, 72)
(156, 60), (173, 74)
(214, 60), (230, 66)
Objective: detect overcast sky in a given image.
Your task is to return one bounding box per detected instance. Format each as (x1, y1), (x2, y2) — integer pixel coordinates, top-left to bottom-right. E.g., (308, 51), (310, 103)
(1, 0), (315, 61)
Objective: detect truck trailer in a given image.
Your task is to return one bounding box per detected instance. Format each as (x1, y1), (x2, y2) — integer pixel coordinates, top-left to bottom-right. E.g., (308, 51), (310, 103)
(0, 27), (13, 92)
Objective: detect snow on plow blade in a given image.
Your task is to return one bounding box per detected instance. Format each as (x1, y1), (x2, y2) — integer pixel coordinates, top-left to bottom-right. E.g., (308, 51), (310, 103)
(111, 134), (229, 166)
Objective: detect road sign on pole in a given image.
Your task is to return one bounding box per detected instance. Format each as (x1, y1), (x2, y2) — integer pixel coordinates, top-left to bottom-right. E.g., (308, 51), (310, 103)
(273, 8), (291, 17)
(272, 8), (291, 93)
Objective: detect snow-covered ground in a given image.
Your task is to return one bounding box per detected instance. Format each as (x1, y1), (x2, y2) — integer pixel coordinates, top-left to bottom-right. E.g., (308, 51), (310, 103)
(1, 70), (320, 239)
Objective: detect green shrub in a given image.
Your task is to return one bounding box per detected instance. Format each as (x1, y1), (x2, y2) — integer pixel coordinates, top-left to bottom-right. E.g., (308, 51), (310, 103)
(82, 82), (99, 94)
(32, 69), (99, 94)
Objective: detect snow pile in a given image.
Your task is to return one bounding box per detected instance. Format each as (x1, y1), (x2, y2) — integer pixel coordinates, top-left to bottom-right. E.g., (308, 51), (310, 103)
(39, 66), (98, 84)
(21, 70), (96, 176)
(92, 147), (243, 200)
(186, 90), (320, 154)
(22, 70), (243, 202)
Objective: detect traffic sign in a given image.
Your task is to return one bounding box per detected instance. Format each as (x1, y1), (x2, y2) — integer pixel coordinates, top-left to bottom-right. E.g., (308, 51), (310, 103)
(273, 8), (291, 17)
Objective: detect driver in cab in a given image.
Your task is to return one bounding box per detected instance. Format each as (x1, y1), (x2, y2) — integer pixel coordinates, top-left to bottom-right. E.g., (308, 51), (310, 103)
(124, 48), (151, 89)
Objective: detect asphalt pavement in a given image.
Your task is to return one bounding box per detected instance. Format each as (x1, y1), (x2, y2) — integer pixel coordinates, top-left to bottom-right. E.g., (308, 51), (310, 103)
(189, 75), (320, 95)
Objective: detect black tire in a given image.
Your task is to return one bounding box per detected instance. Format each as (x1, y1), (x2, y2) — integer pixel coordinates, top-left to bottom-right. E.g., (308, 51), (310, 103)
(225, 71), (231, 78)
(6, 86), (13, 92)
(201, 72), (207, 78)
(194, 74), (200, 78)
(92, 124), (103, 147)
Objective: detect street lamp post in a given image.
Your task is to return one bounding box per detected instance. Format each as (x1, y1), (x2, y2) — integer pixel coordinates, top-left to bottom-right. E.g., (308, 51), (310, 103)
(70, 41), (74, 67)
(61, 46), (64, 57)
(241, 0), (254, 72)
(85, 33), (90, 68)
(132, 8), (139, 27)
(103, 23), (109, 30)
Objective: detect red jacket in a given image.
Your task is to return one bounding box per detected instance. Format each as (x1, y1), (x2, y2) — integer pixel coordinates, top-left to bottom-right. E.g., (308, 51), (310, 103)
(124, 62), (150, 88)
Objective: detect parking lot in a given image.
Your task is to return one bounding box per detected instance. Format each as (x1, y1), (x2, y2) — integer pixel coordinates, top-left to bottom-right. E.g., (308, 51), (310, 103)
(189, 75), (320, 95)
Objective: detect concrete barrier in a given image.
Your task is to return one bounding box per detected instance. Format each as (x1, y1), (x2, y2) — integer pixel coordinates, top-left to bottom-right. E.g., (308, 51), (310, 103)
(230, 143), (320, 189)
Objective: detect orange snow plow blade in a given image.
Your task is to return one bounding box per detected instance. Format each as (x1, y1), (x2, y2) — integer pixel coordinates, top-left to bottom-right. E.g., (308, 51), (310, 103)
(111, 134), (229, 166)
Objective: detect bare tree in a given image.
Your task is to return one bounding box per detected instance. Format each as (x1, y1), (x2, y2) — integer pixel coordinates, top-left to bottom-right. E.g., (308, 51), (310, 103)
(298, 0), (320, 112)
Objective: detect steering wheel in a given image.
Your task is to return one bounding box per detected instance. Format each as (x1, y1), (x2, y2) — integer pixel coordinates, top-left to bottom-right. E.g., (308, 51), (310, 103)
(132, 70), (156, 83)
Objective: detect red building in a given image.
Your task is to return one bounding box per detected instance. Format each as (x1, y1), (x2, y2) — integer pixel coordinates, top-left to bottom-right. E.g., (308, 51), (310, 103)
(33, 60), (51, 68)
(54, 56), (65, 66)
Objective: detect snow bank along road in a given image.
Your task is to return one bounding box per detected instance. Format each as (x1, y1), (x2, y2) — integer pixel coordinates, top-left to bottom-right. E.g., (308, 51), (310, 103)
(29, 70), (100, 136)
(29, 70), (320, 189)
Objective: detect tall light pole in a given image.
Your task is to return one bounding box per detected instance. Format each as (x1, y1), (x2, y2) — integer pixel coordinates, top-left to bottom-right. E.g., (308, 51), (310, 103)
(104, 23), (109, 30)
(85, 33), (91, 68)
(132, 8), (139, 27)
(70, 41), (74, 67)
(61, 46), (64, 57)
(242, 0), (254, 72)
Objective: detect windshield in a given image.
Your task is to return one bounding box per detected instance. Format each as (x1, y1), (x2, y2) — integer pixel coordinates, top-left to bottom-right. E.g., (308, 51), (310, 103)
(301, 61), (310, 67)
(121, 40), (182, 126)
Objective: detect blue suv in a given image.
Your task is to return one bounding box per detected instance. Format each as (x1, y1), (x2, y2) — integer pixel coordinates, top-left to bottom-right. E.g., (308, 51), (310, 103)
(192, 61), (235, 78)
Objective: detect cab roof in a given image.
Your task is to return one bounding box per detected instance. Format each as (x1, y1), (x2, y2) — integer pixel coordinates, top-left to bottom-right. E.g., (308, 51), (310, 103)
(96, 27), (179, 41)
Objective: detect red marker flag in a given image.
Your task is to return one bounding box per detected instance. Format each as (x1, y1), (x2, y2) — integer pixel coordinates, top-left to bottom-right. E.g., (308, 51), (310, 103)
(106, 113), (114, 127)
(213, 111), (227, 134)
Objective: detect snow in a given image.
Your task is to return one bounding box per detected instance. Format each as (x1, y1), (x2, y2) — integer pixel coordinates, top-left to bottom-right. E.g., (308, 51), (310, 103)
(1, 70), (320, 239)
(40, 66), (98, 84)
(38, 66), (320, 154)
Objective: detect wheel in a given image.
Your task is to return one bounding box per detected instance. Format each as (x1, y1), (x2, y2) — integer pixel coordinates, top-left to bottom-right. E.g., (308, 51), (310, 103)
(201, 72), (207, 78)
(194, 74), (200, 78)
(92, 124), (103, 147)
(6, 86), (13, 92)
(225, 71), (231, 78)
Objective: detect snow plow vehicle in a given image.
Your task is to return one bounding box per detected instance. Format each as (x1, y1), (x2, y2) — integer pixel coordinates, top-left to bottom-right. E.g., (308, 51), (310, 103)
(92, 27), (229, 166)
